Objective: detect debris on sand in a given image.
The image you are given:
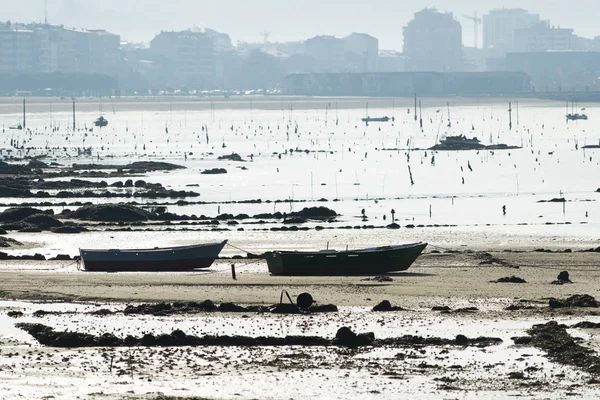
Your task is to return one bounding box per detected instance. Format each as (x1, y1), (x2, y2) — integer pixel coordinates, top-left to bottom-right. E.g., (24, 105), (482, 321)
(492, 276), (527, 284)
(372, 300), (406, 312)
(512, 321), (600, 375)
(362, 276), (393, 282)
(548, 294), (598, 309)
(551, 271), (573, 285)
(120, 301), (338, 316)
(16, 323), (502, 349)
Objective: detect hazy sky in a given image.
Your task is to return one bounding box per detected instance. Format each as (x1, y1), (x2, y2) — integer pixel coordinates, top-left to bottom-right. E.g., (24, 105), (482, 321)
(3, 0), (599, 49)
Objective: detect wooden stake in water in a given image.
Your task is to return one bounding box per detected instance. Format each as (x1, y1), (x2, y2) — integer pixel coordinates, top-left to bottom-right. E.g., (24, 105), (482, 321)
(231, 264), (237, 280)
(414, 93), (417, 121)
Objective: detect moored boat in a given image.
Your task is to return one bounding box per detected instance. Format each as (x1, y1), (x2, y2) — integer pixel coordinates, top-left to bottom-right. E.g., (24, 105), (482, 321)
(431, 135), (485, 150)
(362, 116), (392, 123)
(79, 240), (227, 272)
(94, 116), (108, 127)
(265, 242), (427, 276)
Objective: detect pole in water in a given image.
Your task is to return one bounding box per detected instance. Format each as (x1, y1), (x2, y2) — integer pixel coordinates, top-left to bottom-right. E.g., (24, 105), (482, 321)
(429, 204), (432, 218)
(508, 102), (512, 130)
(231, 264), (237, 280)
(413, 94), (418, 121)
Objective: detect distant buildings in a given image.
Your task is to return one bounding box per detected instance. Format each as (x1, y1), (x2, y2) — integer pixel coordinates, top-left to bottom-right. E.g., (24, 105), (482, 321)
(514, 22), (573, 52)
(343, 33), (378, 72)
(283, 71), (530, 96)
(304, 35), (345, 73)
(150, 30), (215, 88)
(483, 9), (540, 55)
(0, 22), (120, 76)
(506, 52), (600, 92)
(403, 9), (463, 72)
(377, 50), (406, 73)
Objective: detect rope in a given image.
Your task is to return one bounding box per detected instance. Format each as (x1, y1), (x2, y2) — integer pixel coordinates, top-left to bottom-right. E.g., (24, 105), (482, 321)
(225, 242), (262, 256)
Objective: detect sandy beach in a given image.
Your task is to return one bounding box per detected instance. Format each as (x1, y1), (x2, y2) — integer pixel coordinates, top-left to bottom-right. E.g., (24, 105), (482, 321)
(0, 250), (598, 306)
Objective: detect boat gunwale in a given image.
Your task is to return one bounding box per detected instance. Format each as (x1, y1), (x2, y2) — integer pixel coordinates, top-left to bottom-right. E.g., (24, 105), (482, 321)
(79, 240), (228, 255)
(266, 242), (427, 256)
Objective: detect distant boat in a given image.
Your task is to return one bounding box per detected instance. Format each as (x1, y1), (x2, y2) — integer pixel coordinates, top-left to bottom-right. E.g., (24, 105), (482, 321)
(265, 242), (427, 276)
(566, 100), (588, 121)
(431, 135), (485, 150)
(566, 113), (588, 121)
(362, 116), (393, 123)
(79, 241), (227, 272)
(94, 116), (108, 127)
(8, 124), (22, 130)
(362, 101), (394, 124)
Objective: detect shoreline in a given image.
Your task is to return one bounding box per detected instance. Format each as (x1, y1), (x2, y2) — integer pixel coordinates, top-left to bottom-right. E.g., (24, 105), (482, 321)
(0, 95), (563, 115)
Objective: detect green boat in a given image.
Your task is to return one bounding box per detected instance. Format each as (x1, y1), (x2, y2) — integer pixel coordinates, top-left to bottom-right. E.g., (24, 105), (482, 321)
(265, 242), (427, 276)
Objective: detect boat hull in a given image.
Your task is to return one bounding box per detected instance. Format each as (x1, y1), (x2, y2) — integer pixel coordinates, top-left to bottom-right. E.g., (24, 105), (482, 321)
(266, 242), (427, 276)
(80, 241), (227, 272)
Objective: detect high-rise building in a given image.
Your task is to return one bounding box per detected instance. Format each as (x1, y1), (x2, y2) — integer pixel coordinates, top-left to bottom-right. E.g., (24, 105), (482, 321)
(0, 26), (36, 73)
(304, 35), (345, 73)
(403, 9), (463, 72)
(150, 30), (215, 88)
(0, 23), (120, 76)
(482, 9), (540, 54)
(343, 33), (378, 72)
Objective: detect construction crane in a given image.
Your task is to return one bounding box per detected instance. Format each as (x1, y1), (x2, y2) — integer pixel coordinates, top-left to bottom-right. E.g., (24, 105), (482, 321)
(463, 12), (482, 48)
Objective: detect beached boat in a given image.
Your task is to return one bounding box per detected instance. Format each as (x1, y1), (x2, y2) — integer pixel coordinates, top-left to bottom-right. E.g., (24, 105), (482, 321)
(265, 242), (427, 276)
(79, 240), (227, 272)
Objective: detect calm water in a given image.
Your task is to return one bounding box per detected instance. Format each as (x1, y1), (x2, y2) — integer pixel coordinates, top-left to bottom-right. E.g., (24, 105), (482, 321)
(0, 97), (598, 254)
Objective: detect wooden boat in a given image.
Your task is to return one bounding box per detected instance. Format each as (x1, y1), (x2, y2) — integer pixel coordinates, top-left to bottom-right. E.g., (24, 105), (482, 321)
(265, 242), (427, 276)
(79, 240), (227, 272)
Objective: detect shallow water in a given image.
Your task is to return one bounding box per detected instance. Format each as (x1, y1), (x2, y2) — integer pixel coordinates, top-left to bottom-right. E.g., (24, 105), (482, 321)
(0, 98), (598, 258)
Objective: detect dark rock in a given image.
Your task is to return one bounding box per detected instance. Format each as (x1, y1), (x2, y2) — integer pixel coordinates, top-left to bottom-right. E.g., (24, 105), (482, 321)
(0, 207), (49, 222)
(334, 327), (358, 347)
(201, 168), (227, 175)
(572, 321), (600, 329)
(23, 214), (63, 229)
(549, 294), (598, 309)
(7, 311), (23, 318)
(493, 276), (527, 284)
(71, 204), (150, 222)
(290, 206), (337, 219)
(432, 306), (451, 312)
(218, 153), (245, 162)
(552, 270), (573, 285)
